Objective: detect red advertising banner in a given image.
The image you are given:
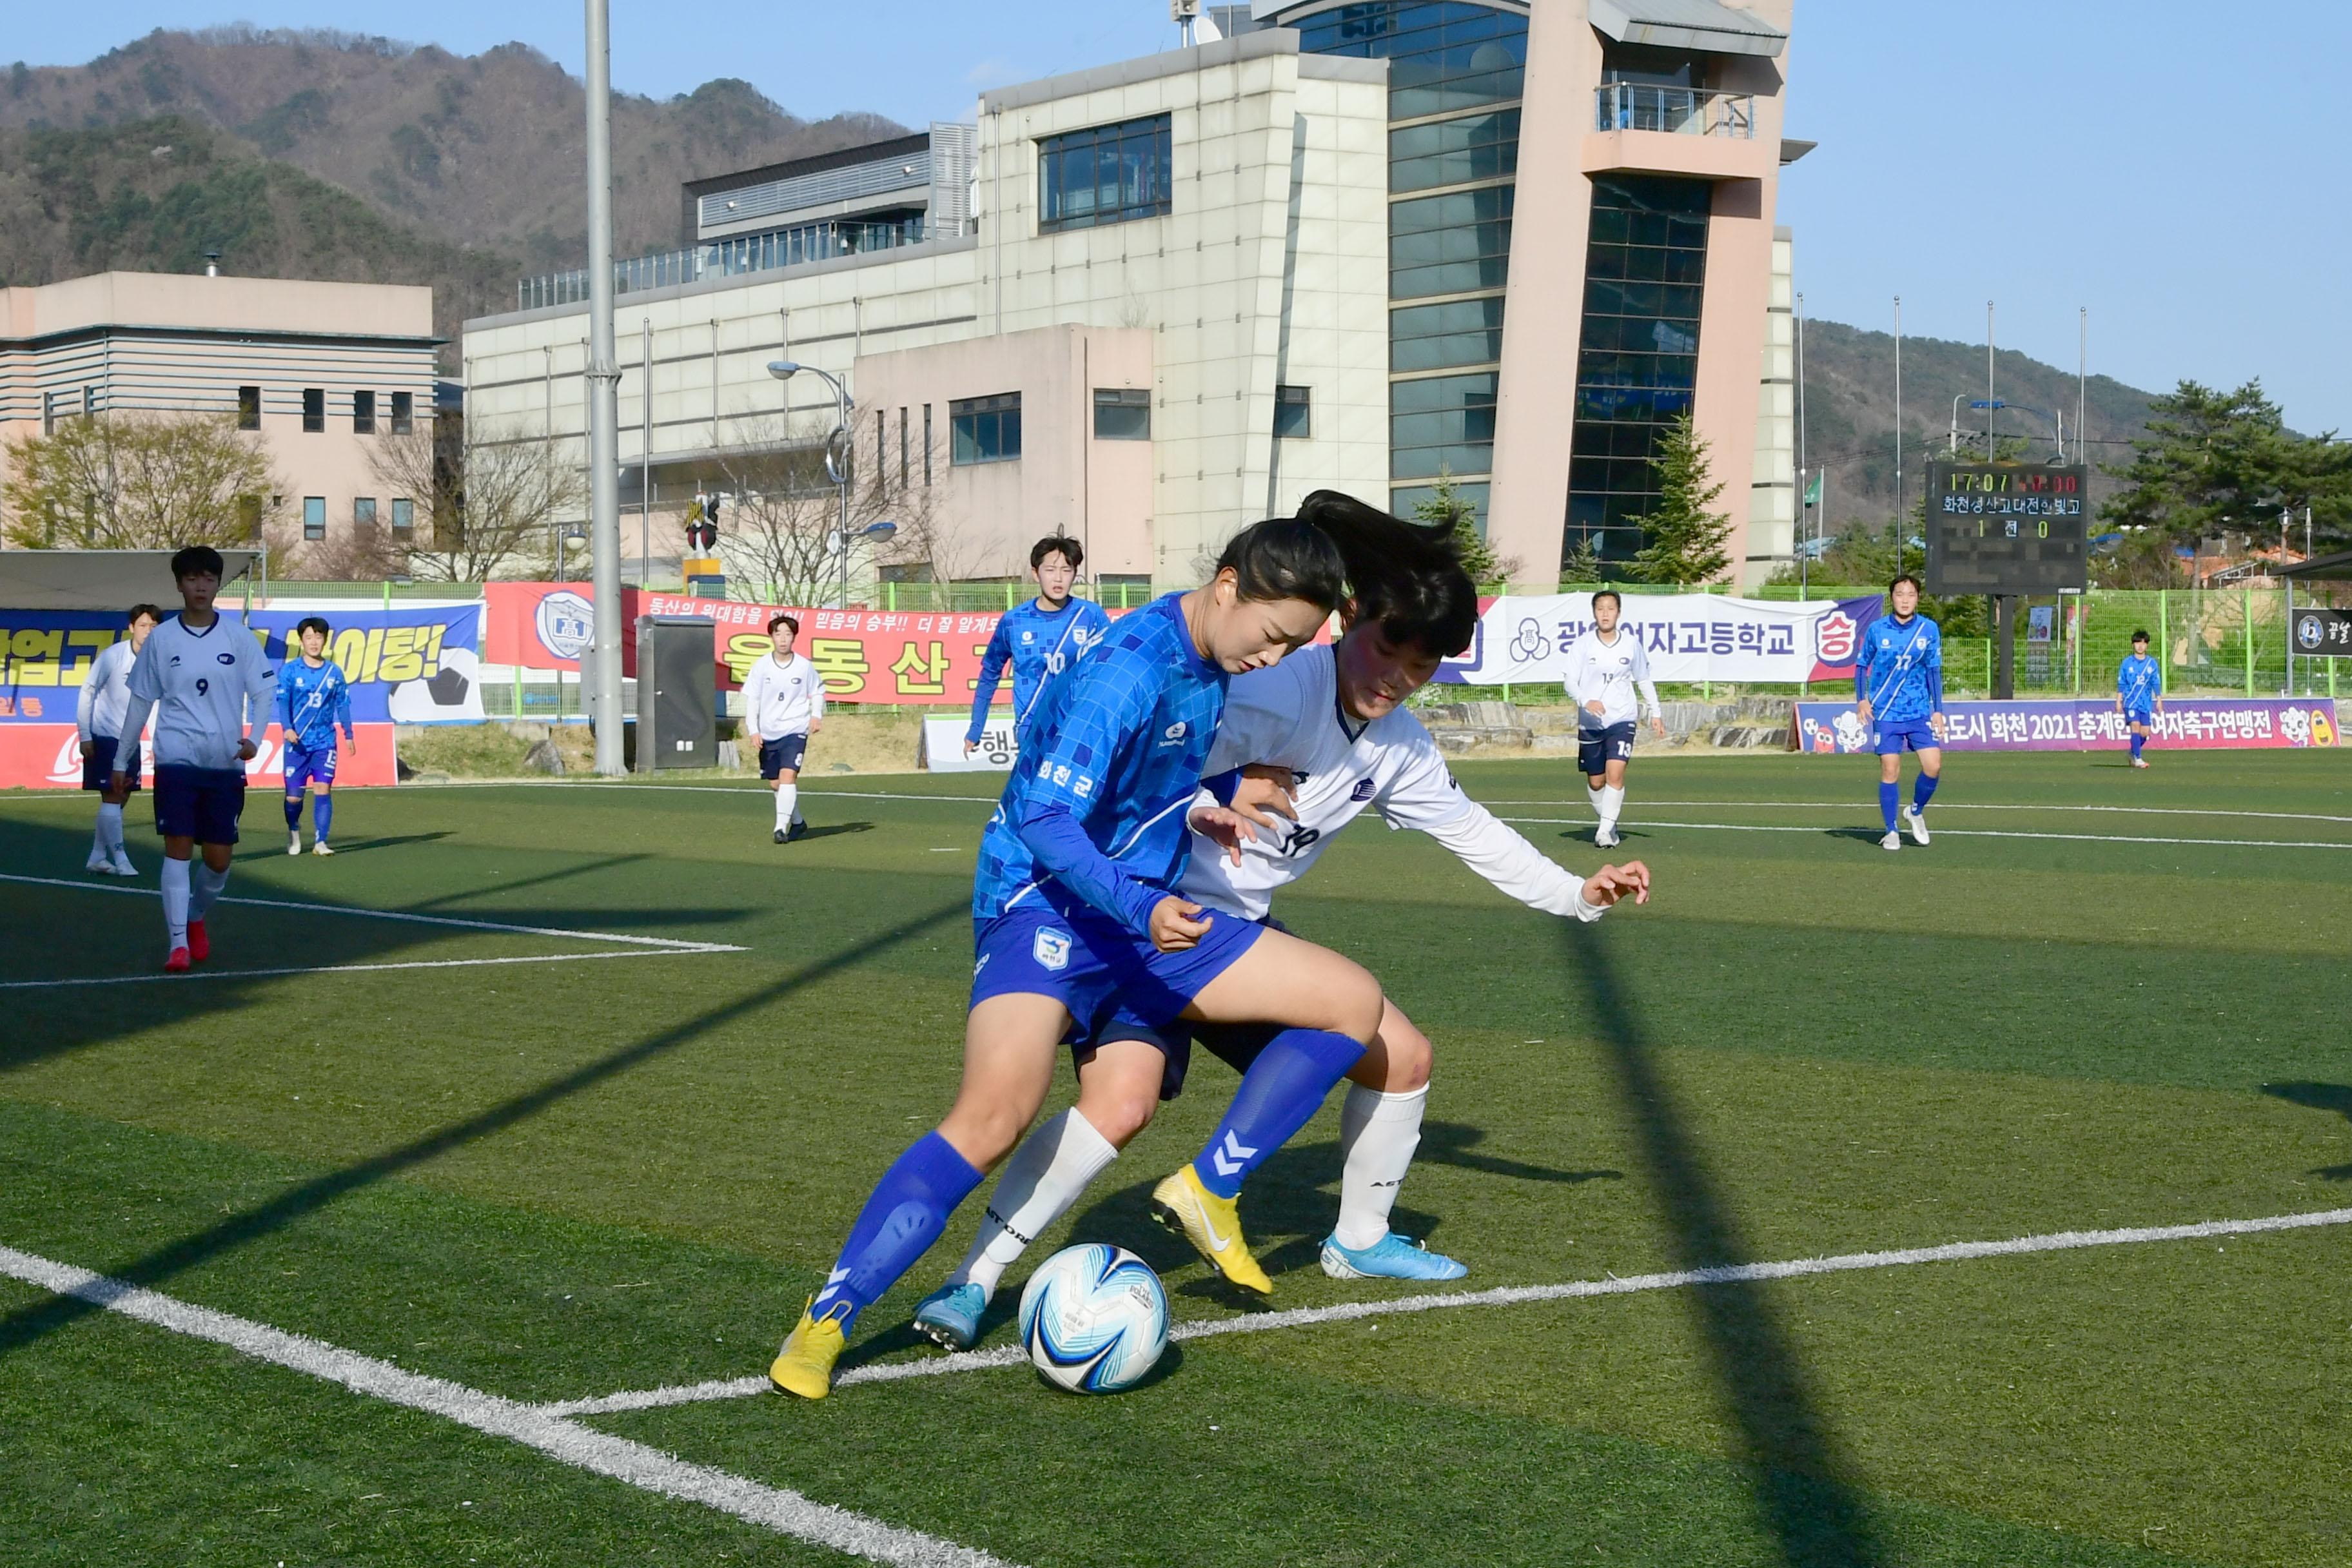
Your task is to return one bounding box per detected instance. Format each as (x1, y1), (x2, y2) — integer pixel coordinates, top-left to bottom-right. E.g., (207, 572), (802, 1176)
(0, 723), (397, 791)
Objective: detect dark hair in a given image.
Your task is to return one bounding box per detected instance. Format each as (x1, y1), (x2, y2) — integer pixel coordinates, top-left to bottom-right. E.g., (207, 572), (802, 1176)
(768, 612), (799, 638)
(296, 616), (331, 640)
(126, 603), (164, 626)
(1591, 587), (1622, 612)
(1032, 535), (1082, 571)
(1296, 489), (1479, 658)
(2131, 628), (2150, 643)
(1212, 515), (1348, 614)
(171, 545), (226, 581)
(1890, 573), (1922, 594)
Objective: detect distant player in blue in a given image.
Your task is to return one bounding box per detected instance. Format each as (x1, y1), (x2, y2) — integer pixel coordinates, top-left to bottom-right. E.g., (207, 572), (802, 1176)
(964, 534), (1110, 756)
(278, 616), (356, 856)
(1854, 573), (1946, 851)
(2115, 629), (2164, 769)
(771, 505), (1404, 1400)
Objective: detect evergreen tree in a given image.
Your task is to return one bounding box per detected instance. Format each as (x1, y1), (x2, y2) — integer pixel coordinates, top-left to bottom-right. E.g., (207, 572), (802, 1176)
(1561, 534), (1603, 585)
(2102, 379), (2352, 548)
(1630, 413), (1732, 584)
(1410, 473), (1514, 587)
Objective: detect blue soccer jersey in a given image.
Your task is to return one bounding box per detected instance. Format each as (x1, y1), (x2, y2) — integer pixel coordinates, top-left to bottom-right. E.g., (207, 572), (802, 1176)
(1856, 612), (1944, 723)
(2117, 652), (2162, 714)
(277, 657), (353, 752)
(972, 593), (1227, 935)
(966, 596), (1111, 743)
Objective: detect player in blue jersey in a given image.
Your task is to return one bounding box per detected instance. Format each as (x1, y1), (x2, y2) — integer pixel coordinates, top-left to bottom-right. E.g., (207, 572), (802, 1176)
(965, 534), (1110, 756)
(771, 506), (1415, 1400)
(1854, 574), (1946, 851)
(2115, 629), (2164, 769)
(278, 617), (357, 856)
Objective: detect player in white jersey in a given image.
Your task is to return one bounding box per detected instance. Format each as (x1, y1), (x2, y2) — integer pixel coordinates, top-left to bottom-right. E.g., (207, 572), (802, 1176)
(112, 547), (277, 972)
(910, 502), (1652, 1345)
(76, 603), (162, 877)
(1562, 588), (1665, 847)
(737, 612), (826, 843)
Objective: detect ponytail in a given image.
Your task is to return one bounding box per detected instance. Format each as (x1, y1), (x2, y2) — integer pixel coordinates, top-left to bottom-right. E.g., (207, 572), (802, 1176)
(1295, 490), (1479, 658)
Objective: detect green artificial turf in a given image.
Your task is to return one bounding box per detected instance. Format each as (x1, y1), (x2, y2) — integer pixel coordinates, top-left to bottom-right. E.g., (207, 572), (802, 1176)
(2, 748), (2348, 1565)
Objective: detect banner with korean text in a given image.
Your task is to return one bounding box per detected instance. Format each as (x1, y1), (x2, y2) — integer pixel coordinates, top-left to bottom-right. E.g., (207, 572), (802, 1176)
(1792, 698), (2340, 754)
(1437, 593), (1885, 688)
(0, 723), (398, 791)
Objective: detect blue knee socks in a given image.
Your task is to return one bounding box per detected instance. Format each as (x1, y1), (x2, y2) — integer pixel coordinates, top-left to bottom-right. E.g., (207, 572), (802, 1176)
(1193, 1028), (1368, 1199)
(2130, 732), (2144, 761)
(810, 1130), (981, 1329)
(284, 793), (303, 830)
(1912, 773), (1939, 812)
(1878, 781), (1900, 832)
(313, 794), (333, 843)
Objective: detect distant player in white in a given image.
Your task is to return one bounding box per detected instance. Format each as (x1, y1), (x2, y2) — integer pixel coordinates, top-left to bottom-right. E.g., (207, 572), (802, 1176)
(1562, 588), (1665, 847)
(909, 500), (1653, 1347)
(76, 602), (162, 877)
(113, 547), (277, 972)
(738, 612), (826, 843)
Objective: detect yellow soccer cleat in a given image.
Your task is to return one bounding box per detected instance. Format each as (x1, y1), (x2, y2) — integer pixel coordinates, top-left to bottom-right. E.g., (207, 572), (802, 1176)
(768, 1298), (847, 1400)
(1150, 1164), (1273, 1297)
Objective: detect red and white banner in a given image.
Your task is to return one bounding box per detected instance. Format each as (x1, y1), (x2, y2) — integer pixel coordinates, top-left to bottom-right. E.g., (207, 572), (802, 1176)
(0, 723), (397, 791)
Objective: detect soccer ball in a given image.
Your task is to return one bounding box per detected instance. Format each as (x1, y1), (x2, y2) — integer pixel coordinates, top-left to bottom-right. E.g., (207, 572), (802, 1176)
(1017, 1244), (1170, 1394)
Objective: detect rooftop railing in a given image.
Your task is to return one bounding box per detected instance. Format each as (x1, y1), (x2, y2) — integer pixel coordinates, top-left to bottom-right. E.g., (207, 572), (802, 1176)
(1594, 83), (1756, 139)
(515, 216), (937, 313)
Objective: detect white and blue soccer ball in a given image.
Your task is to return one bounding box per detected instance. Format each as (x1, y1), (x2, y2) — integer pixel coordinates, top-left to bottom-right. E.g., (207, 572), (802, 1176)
(1017, 1243), (1170, 1394)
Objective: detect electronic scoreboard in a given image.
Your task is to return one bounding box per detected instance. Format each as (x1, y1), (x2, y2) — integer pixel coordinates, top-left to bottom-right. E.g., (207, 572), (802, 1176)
(1922, 462), (2091, 594)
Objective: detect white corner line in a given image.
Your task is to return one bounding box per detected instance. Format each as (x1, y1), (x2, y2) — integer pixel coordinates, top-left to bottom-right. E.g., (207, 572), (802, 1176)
(0, 945), (743, 993)
(540, 1204), (2352, 1417)
(0, 1244), (1019, 1568)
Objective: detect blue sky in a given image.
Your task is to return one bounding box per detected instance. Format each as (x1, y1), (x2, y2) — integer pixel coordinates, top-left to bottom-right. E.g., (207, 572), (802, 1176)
(14, 1), (2347, 431)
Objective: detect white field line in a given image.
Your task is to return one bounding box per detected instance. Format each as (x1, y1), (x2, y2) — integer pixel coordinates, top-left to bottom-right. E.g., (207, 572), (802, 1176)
(0, 946), (738, 992)
(1495, 817), (2352, 852)
(542, 1204), (2352, 1418)
(0, 1244), (1017, 1568)
(0, 871), (742, 952)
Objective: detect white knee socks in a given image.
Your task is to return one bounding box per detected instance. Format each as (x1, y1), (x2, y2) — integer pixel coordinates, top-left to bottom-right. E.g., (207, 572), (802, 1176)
(190, 863), (228, 921)
(94, 802), (124, 858)
(160, 858), (190, 946)
(1596, 785), (1625, 834)
(774, 783), (798, 830)
(1333, 1083), (1429, 1250)
(949, 1108), (1121, 1300)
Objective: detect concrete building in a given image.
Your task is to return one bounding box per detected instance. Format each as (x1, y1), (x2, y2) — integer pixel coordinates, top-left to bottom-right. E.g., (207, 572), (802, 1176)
(0, 272), (439, 554)
(463, 1), (1801, 589)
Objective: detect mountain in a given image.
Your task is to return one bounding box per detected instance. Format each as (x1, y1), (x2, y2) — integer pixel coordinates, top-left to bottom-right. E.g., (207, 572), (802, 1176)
(1793, 317), (2159, 532)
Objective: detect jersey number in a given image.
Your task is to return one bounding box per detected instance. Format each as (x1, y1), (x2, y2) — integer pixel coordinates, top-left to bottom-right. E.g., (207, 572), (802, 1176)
(194, 677), (210, 695)
(1278, 824), (1321, 857)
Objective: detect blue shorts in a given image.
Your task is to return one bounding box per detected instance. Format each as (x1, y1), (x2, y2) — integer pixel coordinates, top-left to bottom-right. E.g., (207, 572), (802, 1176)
(153, 764), (246, 844)
(970, 901), (1265, 1101)
(283, 743), (338, 790)
(2124, 707), (2153, 729)
(759, 734), (807, 779)
(1077, 915), (1291, 1097)
(1578, 721), (1636, 776)
(81, 736), (140, 792)
(1873, 720), (1940, 755)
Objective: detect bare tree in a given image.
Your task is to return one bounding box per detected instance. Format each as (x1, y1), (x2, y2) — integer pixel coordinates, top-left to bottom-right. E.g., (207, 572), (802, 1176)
(1, 410), (288, 551)
(369, 417), (582, 582)
(714, 415), (957, 605)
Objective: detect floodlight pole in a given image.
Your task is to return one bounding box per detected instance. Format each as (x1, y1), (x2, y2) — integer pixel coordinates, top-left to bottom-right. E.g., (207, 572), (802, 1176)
(583, 0), (625, 776)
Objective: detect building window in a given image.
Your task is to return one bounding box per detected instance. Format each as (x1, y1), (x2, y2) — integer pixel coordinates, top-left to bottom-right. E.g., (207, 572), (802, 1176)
(353, 390), (377, 435)
(1093, 388), (1151, 441)
(1391, 184), (1514, 301)
(1566, 173), (1712, 568)
(83, 386), (97, 416)
(302, 496), (327, 540)
(923, 404), (934, 484)
(899, 407), (910, 487)
(1039, 114), (1173, 234)
(1293, 1), (1528, 121)
(1389, 108), (1520, 194)
(390, 390), (414, 435)
(1390, 297), (1508, 374)
(1390, 480), (1491, 534)
(874, 408), (887, 495)
(237, 386), (261, 431)
(950, 393), (1022, 465)
(41, 389), (57, 436)
(355, 497), (377, 529)
(1275, 385), (1313, 440)
(390, 498), (415, 538)
(302, 389), (325, 433)
(1391, 371), (1497, 481)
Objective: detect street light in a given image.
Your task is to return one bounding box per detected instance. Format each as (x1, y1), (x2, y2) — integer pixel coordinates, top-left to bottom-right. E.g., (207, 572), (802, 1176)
(767, 359), (861, 607)
(830, 521), (899, 613)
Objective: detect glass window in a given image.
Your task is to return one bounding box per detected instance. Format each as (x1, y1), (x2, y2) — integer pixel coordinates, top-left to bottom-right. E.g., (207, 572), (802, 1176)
(354, 497), (377, 529)
(1093, 388), (1151, 441)
(1389, 184), (1514, 300)
(237, 386), (261, 431)
(302, 496), (327, 540)
(353, 390), (376, 435)
(1293, 2), (1527, 121)
(1390, 480), (1490, 534)
(302, 389), (324, 433)
(1039, 115), (1173, 234)
(1389, 372), (1496, 480)
(1391, 297), (1507, 373)
(923, 404), (933, 484)
(390, 498), (415, 538)
(390, 391), (414, 435)
(951, 392), (1023, 465)
(1275, 385), (1312, 440)
(1389, 109), (1520, 193)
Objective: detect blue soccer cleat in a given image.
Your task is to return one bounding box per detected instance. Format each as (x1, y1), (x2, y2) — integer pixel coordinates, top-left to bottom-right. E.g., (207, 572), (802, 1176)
(912, 1281), (986, 1351)
(1318, 1231), (1469, 1282)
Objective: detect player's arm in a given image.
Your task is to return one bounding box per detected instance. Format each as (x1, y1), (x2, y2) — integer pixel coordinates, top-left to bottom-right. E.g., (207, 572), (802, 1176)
(2151, 658), (2164, 713)
(1853, 631), (1874, 720)
(1631, 639), (1666, 738)
(1198, 663), (1308, 832)
(1012, 666), (1173, 939)
(966, 619), (1012, 748)
(240, 645), (276, 760)
(333, 667), (355, 749)
(112, 643), (161, 785)
(75, 644), (104, 754)
(806, 655), (825, 734)
(1378, 725), (1640, 919)
(1925, 626), (1947, 739)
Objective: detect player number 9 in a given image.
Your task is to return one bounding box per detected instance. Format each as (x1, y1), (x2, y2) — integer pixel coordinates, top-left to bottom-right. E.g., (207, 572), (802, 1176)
(195, 677), (210, 695)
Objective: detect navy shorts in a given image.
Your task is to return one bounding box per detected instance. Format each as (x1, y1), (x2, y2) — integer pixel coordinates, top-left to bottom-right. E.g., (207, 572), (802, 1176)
(969, 901), (1265, 1101)
(283, 743), (338, 790)
(1873, 719), (1940, 755)
(82, 736), (141, 793)
(1578, 721), (1636, 776)
(759, 734), (807, 778)
(1079, 914), (1290, 1097)
(153, 764), (246, 844)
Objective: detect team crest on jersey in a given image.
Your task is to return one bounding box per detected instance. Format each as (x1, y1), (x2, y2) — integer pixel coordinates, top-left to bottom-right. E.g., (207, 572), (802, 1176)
(1021, 630), (1036, 643)
(217, 652), (237, 664)
(1033, 928), (1072, 971)
(1157, 720), (1188, 747)
(1349, 777), (1375, 801)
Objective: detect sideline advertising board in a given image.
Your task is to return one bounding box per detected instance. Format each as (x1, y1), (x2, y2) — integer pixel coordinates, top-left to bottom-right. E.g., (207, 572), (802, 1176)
(1438, 592), (1885, 688)
(922, 715), (1019, 772)
(1793, 698), (2339, 754)
(0, 722), (398, 791)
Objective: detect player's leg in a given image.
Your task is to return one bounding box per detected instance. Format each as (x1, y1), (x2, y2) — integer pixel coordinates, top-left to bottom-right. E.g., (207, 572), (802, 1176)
(1324, 999), (1467, 1281)
(100, 757), (137, 875)
(1581, 728), (1611, 843)
(1876, 738), (1904, 848)
(2130, 716), (2150, 767)
(778, 765), (805, 840)
(1904, 742), (1941, 844)
(84, 738), (122, 872)
(152, 765), (198, 966)
(1595, 743), (1631, 847)
(183, 772), (244, 962)
(284, 751), (308, 856)
(309, 783), (335, 853)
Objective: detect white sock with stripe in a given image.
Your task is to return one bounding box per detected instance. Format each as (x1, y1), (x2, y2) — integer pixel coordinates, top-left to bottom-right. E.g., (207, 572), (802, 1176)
(160, 858), (190, 947)
(1598, 785), (1625, 833)
(190, 863), (228, 921)
(949, 1108), (1119, 1301)
(774, 783), (798, 830)
(1333, 1084), (1427, 1250)
(97, 802), (124, 856)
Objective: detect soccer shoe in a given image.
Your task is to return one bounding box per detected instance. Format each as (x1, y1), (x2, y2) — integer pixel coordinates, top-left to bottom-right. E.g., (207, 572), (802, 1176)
(163, 946), (191, 974)
(772, 828), (789, 845)
(912, 1282), (986, 1352)
(1879, 830), (1901, 852)
(1150, 1165), (1273, 1297)
(288, 831), (302, 856)
(86, 850), (110, 874)
(768, 1299), (847, 1400)
(186, 919), (210, 964)
(311, 841), (335, 856)
(108, 852), (137, 877)
(1319, 1231), (1469, 1282)
(1903, 805), (1930, 845)
(2132, 757), (2150, 769)
(1594, 825), (1620, 848)
(787, 819), (809, 843)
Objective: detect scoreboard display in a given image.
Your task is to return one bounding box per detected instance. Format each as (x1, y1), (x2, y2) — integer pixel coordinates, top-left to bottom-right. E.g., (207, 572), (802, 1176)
(1923, 462), (2091, 594)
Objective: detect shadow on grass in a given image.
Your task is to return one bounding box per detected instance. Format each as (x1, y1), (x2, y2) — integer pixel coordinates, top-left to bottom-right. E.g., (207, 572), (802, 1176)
(790, 823), (873, 841)
(2260, 1082), (2352, 1181)
(304, 831), (455, 856)
(1564, 918), (1886, 1567)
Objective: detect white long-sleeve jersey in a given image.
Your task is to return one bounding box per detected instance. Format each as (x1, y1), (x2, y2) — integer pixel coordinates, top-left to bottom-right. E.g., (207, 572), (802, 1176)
(1179, 644), (1605, 924)
(117, 614), (276, 772)
(1563, 627), (1661, 729)
(738, 651), (826, 740)
(76, 638), (137, 741)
